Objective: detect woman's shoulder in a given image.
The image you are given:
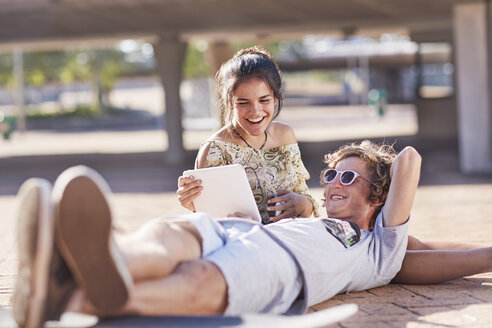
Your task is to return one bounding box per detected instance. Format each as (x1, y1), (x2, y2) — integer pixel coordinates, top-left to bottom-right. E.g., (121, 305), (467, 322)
(197, 127), (231, 148)
(195, 127), (239, 168)
(268, 121), (297, 146)
(204, 127), (230, 142)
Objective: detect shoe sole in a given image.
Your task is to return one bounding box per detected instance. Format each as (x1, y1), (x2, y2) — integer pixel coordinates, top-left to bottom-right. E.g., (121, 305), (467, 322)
(12, 179), (54, 328)
(52, 166), (131, 312)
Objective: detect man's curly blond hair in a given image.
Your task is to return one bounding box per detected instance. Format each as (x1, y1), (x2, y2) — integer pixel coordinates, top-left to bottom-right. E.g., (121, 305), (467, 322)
(321, 140), (396, 230)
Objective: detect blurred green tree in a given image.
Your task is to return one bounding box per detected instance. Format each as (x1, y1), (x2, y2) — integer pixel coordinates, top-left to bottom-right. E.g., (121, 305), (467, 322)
(183, 43), (210, 79)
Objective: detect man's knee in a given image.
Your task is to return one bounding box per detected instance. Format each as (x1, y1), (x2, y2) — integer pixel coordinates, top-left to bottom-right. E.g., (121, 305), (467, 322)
(176, 260), (227, 314)
(138, 219), (201, 243)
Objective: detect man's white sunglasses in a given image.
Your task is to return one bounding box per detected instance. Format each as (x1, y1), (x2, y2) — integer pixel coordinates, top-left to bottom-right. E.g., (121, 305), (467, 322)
(323, 169), (371, 185)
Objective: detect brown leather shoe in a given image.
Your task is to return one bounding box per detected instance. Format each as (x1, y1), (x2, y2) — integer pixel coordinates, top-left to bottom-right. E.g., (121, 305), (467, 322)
(12, 178), (76, 328)
(52, 165), (133, 312)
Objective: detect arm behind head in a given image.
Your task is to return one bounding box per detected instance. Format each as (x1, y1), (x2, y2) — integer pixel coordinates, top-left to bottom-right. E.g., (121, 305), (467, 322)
(381, 146), (422, 227)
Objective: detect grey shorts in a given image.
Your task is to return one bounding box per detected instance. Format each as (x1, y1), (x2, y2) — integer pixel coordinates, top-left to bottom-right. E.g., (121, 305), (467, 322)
(186, 213), (302, 315)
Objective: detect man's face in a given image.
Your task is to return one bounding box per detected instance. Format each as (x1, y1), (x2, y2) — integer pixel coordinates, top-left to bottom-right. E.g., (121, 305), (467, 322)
(324, 156), (376, 230)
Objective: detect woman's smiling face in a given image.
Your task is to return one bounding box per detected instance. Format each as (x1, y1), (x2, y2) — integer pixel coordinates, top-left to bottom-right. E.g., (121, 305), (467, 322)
(232, 77), (276, 137)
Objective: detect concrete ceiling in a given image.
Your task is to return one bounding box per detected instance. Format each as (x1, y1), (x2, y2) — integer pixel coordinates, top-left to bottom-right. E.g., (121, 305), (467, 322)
(0, 0), (477, 50)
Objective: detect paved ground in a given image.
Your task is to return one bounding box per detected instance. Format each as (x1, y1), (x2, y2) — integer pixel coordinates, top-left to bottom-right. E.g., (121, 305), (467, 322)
(1, 105), (492, 327)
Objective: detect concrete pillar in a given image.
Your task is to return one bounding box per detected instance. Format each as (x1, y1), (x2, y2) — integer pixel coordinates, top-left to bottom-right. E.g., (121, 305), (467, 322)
(153, 35), (187, 164)
(453, 2), (492, 172)
(204, 41), (234, 120)
(413, 42), (458, 142)
(205, 41), (234, 75)
(410, 30), (458, 145)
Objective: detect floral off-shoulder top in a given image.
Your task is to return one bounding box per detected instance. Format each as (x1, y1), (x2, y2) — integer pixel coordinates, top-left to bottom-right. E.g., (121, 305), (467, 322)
(200, 140), (320, 224)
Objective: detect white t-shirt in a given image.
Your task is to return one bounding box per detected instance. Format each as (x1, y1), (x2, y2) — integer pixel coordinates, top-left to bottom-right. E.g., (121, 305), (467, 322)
(264, 211), (409, 311)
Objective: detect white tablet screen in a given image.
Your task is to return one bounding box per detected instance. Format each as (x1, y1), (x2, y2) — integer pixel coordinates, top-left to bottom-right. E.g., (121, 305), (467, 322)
(183, 164), (261, 222)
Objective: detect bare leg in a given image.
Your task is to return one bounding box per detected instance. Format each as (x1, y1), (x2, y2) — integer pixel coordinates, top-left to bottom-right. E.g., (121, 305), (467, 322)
(126, 260), (228, 315)
(69, 259), (228, 316)
(54, 167), (215, 317)
(67, 218), (227, 316)
(117, 218), (203, 282)
(392, 247), (492, 284)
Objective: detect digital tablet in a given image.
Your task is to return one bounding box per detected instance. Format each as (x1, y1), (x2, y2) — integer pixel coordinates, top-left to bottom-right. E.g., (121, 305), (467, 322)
(182, 164), (261, 222)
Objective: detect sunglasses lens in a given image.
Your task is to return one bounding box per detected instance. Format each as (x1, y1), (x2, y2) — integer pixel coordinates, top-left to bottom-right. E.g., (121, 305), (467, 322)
(324, 169), (337, 183)
(340, 171), (356, 185)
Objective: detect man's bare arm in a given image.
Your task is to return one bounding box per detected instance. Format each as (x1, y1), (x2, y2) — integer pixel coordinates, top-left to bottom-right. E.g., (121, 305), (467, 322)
(382, 146), (421, 227)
